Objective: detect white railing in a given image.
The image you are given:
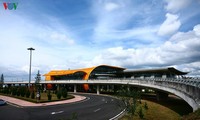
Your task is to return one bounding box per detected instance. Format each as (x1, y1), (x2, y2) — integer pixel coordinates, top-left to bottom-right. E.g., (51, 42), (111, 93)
(3, 78), (200, 87)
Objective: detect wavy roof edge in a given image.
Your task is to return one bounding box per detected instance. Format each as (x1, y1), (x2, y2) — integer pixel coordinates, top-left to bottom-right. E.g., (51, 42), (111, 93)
(43, 65), (125, 76)
(123, 67), (188, 75)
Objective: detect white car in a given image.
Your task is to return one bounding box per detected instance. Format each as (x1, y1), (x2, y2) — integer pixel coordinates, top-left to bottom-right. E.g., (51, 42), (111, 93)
(0, 99), (7, 106)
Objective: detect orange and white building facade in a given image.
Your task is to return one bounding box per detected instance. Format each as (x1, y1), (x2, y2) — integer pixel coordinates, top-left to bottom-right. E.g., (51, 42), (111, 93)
(44, 64), (187, 81)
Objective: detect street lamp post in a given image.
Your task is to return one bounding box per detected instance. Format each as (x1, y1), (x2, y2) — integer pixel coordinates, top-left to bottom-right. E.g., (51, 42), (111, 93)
(27, 47), (35, 88)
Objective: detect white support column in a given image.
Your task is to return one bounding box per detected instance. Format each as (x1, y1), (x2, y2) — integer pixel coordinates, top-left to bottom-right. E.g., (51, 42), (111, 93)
(57, 84), (60, 91)
(97, 84), (100, 95)
(127, 86), (130, 91)
(162, 74), (167, 79)
(74, 84), (77, 93)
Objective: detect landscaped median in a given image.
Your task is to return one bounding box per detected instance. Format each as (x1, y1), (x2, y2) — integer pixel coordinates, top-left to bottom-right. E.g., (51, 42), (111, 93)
(0, 86), (74, 103)
(0, 92), (74, 103)
(0, 94), (86, 107)
(0, 86), (86, 106)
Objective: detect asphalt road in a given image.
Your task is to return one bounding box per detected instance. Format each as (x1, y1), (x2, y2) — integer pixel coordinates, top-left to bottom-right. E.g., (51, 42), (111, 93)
(0, 93), (125, 120)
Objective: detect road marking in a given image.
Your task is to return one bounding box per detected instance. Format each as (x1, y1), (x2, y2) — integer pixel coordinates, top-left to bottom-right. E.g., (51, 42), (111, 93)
(94, 108), (101, 112)
(109, 108), (126, 120)
(51, 111), (64, 115)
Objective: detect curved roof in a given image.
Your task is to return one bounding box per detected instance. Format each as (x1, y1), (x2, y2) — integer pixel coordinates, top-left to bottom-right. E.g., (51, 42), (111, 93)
(123, 67), (188, 75)
(44, 65), (125, 79)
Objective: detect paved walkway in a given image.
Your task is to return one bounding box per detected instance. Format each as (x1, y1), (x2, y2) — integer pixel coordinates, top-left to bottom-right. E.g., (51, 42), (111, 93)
(0, 94), (86, 107)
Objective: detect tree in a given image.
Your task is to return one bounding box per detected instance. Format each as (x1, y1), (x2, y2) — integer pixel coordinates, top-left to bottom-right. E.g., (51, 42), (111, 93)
(35, 70), (41, 97)
(62, 87), (68, 98)
(20, 87), (26, 97)
(116, 85), (141, 117)
(31, 91), (35, 99)
(35, 70), (41, 84)
(0, 74), (4, 87)
(57, 90), (62, 99)
(12, 87), (17, 96)
(47, 90), (52, 101)
(138, 106), (144, 119)
(144, 102), (148, 110)
(26, 88), (30, 98)
(16, 87), (21, 96)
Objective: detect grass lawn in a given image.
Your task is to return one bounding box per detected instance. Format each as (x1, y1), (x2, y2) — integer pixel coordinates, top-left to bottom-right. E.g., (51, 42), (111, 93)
(0, 92), (74, 103)
(141, 94), (193, 116)
(120, 100), (181, 120)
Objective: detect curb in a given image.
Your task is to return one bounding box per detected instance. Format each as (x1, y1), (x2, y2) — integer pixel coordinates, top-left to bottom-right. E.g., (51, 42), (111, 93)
(7, 102), (23, 108)
(109, 108), (126, 120)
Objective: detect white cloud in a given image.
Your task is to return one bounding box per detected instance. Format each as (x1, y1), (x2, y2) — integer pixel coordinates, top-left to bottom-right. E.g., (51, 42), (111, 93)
(91, 1), (162, 44)
(193, 24), (200, 36)
(158, 13), (181, 36)
(1, 0), (200, 80)
(90, 46), (164, 67)
(92, 0), (136, 41)
(0, 12), (98, 81)
(164, 0), (191, 12)
(91, 0), (162, 44)
(50, 32), (74, 45)
(89, 24), (200, 75)
(174, 62), (200, 76)
(21, 65), (40, 74)
(0, 13), (78, 67)
(104, 2), (120, 12)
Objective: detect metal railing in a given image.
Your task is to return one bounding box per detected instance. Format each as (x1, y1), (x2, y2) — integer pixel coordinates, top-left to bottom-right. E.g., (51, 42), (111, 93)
(3, 77), (200, 87)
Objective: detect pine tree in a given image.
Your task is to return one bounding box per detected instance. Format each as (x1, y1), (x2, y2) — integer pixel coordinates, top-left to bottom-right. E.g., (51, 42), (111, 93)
(62, 87), (68, 98)
(35, 70), (41, 96)
(35, 70), (41, 84)
(0, 74), (4, 87)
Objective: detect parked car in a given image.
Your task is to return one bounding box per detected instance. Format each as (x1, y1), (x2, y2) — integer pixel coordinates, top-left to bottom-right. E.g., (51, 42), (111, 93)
(0, 99), (7, 106)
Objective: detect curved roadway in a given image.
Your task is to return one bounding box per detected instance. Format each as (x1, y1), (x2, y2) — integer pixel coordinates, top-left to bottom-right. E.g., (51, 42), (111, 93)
(0, 93), (125, 120)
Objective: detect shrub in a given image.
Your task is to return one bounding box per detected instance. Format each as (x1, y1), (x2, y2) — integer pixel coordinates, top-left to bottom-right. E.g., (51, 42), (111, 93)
(54, 90), (57, 94)
(12, 87), (17, 96)
(26, 89), (30, 98)
(144, 102), (148, 110)
(7, 87), (11, 94)
(48, 94), (52, 101)
(0, 86), (2, 92)
(57, 90), (62, 99)
(16, 88), (21, 96)
(20, 87), (26, 97)
(3, 87), (9, 94)
(62, 88), (68, 98)
(47, 90), (52, 101)
(31, 91), (35, 99)
(138, 107), (144, 119)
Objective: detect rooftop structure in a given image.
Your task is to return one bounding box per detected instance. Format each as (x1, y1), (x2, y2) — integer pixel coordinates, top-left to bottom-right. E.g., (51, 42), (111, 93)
(44, 65), (188, 80)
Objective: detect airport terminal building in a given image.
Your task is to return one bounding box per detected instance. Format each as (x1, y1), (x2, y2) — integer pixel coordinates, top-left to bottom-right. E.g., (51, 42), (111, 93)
(44, 65), (188, 81)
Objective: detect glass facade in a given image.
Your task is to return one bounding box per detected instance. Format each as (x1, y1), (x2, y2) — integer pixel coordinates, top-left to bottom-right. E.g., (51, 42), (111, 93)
(53, 72), (86, 80)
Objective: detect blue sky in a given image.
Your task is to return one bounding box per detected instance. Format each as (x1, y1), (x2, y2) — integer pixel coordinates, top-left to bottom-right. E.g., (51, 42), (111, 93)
(0, 0), (200, 80)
